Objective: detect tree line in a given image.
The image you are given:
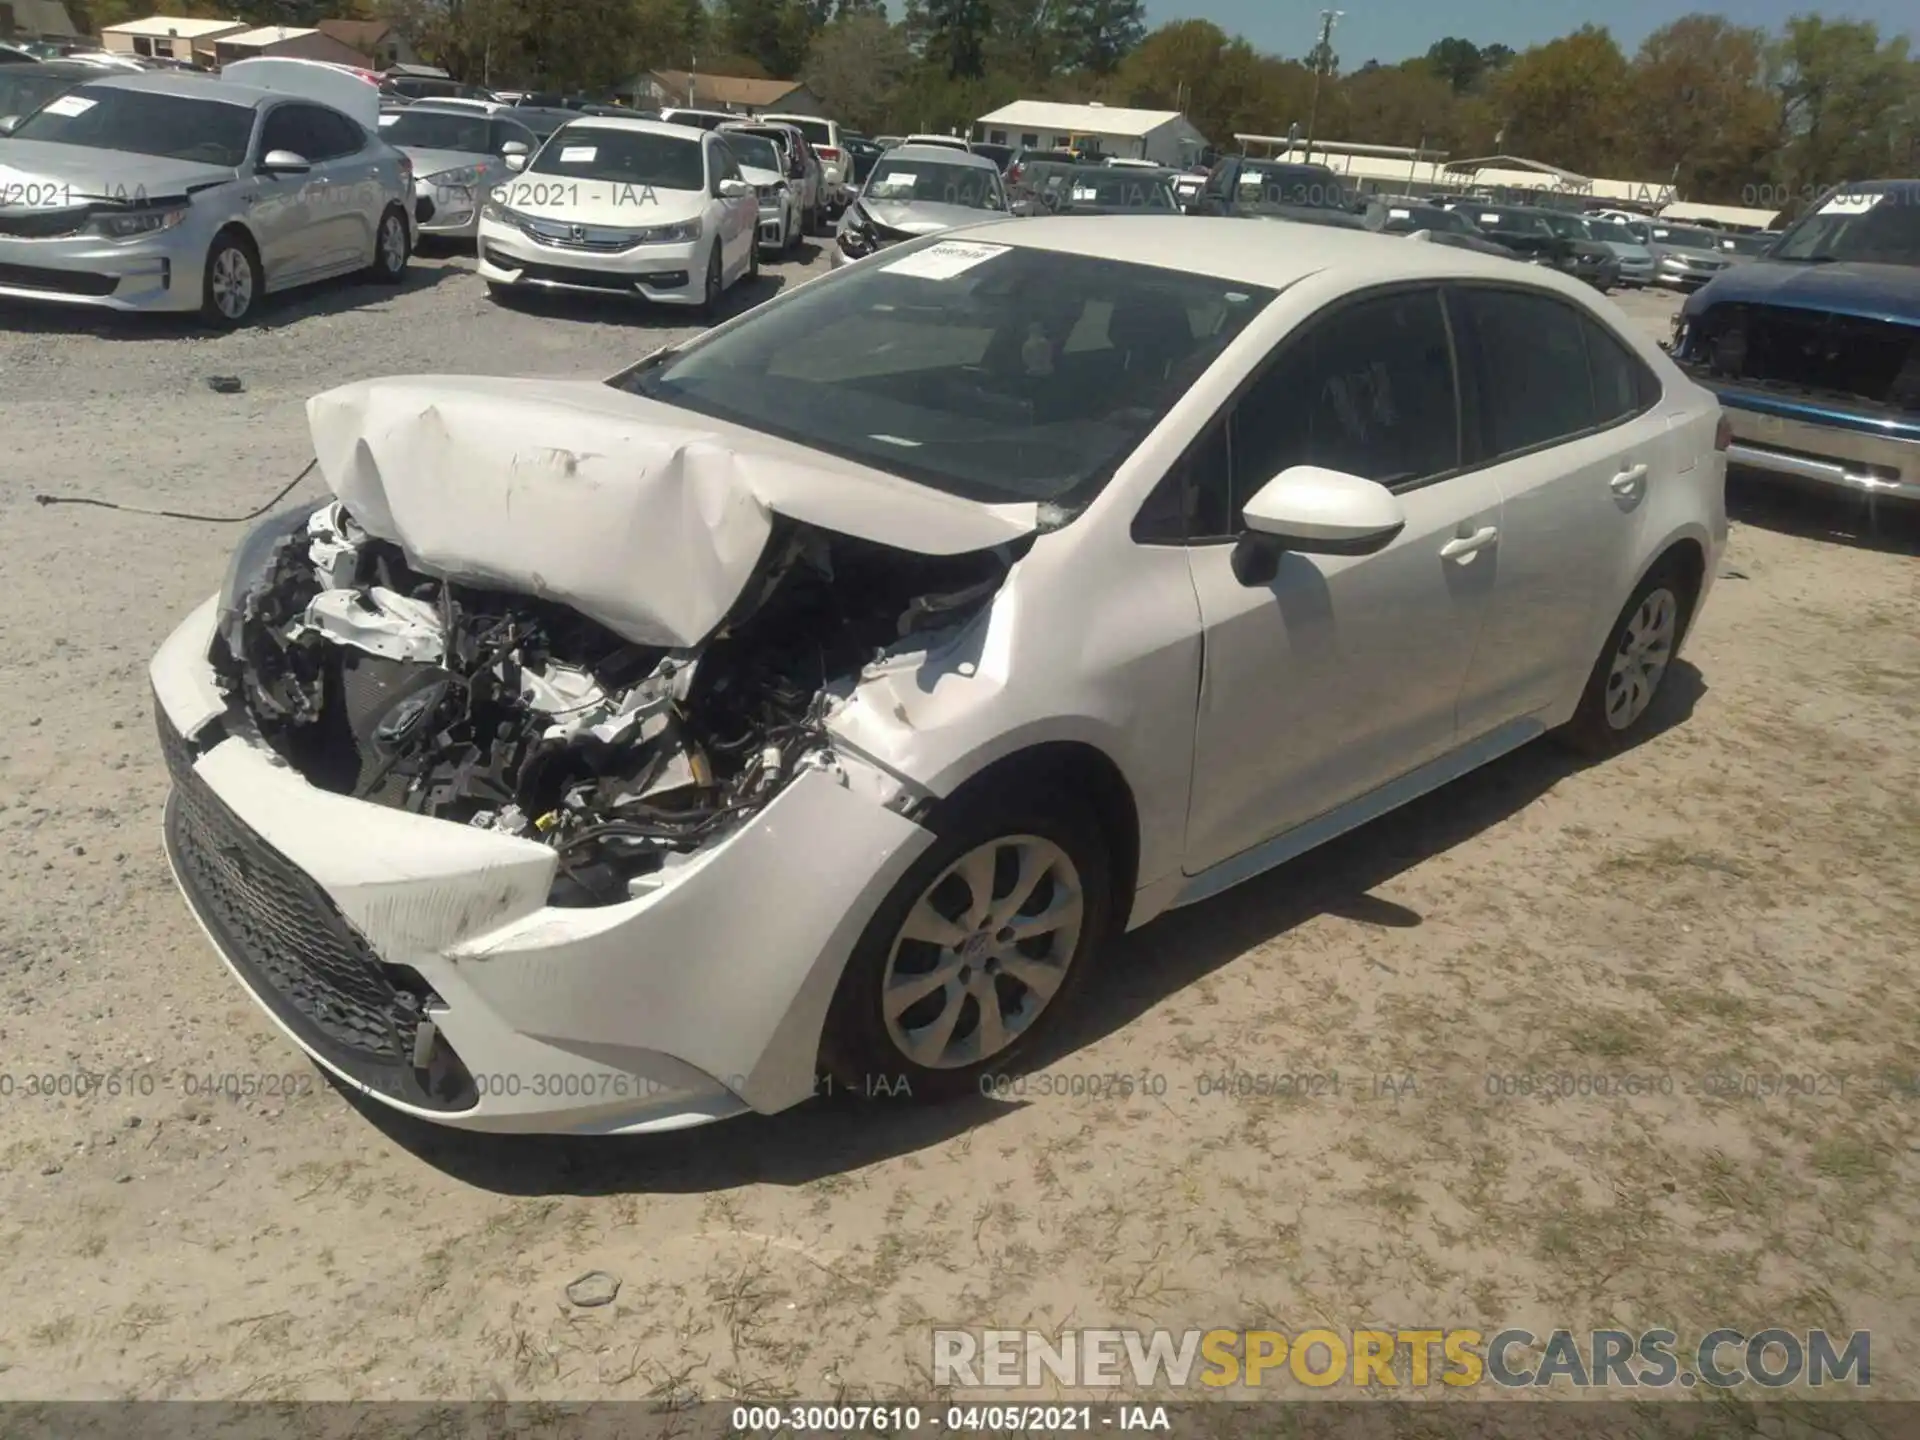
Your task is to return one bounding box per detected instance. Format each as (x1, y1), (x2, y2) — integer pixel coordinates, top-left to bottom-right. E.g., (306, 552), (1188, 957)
(67, 0), (1920, 208)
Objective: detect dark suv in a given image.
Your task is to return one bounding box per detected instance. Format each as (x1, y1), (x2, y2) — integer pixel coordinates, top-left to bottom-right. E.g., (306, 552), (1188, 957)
(1188, 157), (1351, 220)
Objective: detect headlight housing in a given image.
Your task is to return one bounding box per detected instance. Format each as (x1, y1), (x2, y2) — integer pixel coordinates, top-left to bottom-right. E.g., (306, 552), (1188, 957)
(480, 196), (519, 225)
(88, 204), (189, 239)
(633, 220), (700, 243)
(214, 501), (329, 659)
(425, 164), (489, 188)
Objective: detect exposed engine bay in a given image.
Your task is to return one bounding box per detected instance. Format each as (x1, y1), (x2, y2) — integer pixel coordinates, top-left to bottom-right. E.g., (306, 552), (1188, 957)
(211, 500), (1013, 907)
(1678, 302), (1920, 413)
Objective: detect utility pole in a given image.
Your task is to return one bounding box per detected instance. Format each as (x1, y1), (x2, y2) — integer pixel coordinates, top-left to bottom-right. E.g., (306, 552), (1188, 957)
(1303, 8), (1342, 163)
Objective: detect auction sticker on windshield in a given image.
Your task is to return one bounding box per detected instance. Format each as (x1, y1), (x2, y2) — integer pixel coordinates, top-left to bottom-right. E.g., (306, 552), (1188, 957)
(1818, 192), (1882, 214)
(42, 94), (95, 117)
(880, 240), (1009, 280)
(559, 146), (597, 163)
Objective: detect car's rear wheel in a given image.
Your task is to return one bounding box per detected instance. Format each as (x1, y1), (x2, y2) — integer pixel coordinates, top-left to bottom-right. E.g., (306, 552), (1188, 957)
(1556, 557), (1696, 756)
(199, 229), (260, 329)
(820, 784), (1112, 1102)
(368, 205), (410, 283)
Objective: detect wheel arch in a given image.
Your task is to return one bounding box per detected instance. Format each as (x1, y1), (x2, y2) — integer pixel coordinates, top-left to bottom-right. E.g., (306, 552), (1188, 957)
(927, 739), (1141, 937)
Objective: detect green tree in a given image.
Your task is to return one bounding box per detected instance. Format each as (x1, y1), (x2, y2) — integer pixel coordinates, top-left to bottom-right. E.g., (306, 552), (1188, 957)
(1337, 59), (1455, 147)
(803, 11), (911, 129)
(921, 0), (990, 78)
(1424, 36), (1484, 92)
(1628, 15), (1777, 203)
(1770, 16), (1915, 206)
(1488, 24), (1630, 176)
(1052, 0), (1144, 76)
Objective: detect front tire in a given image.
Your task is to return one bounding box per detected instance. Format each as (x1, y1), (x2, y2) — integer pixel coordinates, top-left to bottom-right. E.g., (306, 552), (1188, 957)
(199, 229), (260, 329)
(820, 783), (1113, 1102)
(696, 242), (724, 319)
(1556, 558), (1696, 757)
(368, 205), (409, 284)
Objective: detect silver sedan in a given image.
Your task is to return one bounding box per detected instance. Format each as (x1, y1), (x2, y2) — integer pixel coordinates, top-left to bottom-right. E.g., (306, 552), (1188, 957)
(0, 70), (413, 326)
(375, 101), (535, 242)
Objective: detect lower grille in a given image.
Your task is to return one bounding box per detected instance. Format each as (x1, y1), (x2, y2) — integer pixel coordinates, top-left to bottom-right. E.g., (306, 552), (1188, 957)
(484, 245), (646, 291)
(1683, 303), (1920, 411)
(157, 700), (474, 1111)
(0, 261), (118, 296)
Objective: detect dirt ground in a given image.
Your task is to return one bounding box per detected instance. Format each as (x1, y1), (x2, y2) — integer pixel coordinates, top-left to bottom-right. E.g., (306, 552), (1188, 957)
(0, 253), (1915, 1407)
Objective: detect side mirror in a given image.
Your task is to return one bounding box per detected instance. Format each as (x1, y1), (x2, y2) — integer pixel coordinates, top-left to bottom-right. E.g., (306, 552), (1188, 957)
(1232, 465), (1406, 585)
(259, 149), (310, 174)
(500, 141), (528, 157)
(0, 116), (17, 136)
(718, 177), (751, 198)
(503, 152), (527, 171)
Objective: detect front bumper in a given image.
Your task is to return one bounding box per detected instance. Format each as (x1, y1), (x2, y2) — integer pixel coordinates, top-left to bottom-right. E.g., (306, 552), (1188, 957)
(151, 596), (934, 1134)
(1708, 388), (1920, 503)
(475, 216), (707, 304)
(1655, 263), (1725, 290)
(0, 225), (207, 312)
(415, 178), (481, 238)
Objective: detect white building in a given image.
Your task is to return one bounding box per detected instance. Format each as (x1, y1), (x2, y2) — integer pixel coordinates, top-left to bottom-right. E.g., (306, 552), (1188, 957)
(99, 15), (248, 65)
(1234, 137), (1678, 207)
(973, 101), (1208, 166)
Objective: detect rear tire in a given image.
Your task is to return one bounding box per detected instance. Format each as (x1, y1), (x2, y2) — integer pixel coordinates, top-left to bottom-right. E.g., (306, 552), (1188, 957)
(368, 205), (410, 284)
(820, 781), (1113, 1104)
(1555, 557), (1697, 757)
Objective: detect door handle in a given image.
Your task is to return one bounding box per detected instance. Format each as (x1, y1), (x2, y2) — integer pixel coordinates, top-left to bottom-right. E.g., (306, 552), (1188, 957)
(1440, 525), (1499, 560)
(1611, 463), (1649, 496)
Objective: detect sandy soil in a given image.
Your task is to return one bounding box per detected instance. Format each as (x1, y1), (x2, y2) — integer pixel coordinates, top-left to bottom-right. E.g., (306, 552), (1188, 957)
(0, 259), (1915, 1406)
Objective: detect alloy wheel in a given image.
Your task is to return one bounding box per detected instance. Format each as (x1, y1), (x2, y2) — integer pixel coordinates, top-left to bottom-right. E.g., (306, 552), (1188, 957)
(379, 213), (406, 273)
(1604, 586), (1677, 730)
(211, 246), (253, 320)
(880, 835), (1084, 1070)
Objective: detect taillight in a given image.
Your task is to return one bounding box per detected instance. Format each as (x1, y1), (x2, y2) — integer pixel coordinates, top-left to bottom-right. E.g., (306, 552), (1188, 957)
(818, 146), (841, 162)
(1714, 414), (1732, 452)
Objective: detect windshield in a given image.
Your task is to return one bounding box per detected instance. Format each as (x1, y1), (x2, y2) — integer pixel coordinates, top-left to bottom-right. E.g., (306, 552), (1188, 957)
(532, 127), (705, 189)
(973, 143), (1014, 168)
(1234, 164), (1345, 211)
(722, 131), (781, 173)
(1058, 170), (1173, 211)
(1718, 233), (1771, 255)
(9, 84), (255, 166)
(1770, 190), (1920, 266)
(1540, 212), (1592, 240)
(383, 108), (491, 153)
(0, 67), (85, 120)
(781, 116), (832, 146)
(1377, 204), (1465, 233)
(1475, 209), (1551, 235)
(613, 240), (1272, 509)
(1584, 218), (1637, 244)
(1651, 225), (1718, 249)
(865, 157), (1004, 210)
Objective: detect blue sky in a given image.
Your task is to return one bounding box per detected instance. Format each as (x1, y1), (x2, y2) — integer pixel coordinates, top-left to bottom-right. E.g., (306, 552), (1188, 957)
(1163, 0), (1918, 64)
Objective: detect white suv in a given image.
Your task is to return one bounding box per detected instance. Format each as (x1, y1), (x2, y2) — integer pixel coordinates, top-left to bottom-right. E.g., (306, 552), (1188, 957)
(760, 112), (850, 211)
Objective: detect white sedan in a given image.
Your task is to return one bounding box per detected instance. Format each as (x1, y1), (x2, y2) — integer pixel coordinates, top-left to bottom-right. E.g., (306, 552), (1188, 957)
(476, 116), (758, 313)
(151, 219), (1728, 1134)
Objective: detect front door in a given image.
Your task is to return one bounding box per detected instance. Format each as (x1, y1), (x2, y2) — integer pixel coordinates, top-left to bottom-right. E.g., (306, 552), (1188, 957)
(1180, 286), (1504, 874)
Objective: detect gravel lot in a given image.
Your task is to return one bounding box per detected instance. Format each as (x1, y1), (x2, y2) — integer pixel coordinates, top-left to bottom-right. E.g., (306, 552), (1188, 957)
(0, 253), (1916, 1404)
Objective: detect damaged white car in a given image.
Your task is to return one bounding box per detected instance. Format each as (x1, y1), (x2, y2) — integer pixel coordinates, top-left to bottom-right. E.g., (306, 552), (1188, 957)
(152, 220), (1728, 1134)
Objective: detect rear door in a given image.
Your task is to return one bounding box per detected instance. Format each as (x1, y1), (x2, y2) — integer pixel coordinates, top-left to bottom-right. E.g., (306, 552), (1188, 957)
(1447, 284), (1672, 735)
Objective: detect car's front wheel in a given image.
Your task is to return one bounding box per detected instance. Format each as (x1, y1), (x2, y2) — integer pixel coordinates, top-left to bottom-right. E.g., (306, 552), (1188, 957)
(199, 229), (260, 329)
(1556, 557), (1697, 756)
(821, 784), (1112, 1101)
(696, 242), (724, 319)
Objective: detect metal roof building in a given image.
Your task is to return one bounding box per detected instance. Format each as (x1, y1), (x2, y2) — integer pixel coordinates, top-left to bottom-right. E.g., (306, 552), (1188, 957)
(975, 101), (1208, 165)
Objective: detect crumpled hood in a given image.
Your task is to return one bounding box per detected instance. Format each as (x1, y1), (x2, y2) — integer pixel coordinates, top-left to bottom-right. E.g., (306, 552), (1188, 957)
(0, 140), (235, 205)
(861, 198), (996, 234)
(493, 177), (706, 228)
(305, 375), (1039, 649)
(1684, 259), (1920, 326)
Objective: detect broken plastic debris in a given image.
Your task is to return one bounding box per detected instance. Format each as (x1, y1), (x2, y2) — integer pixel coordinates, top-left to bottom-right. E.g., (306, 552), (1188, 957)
(207, 376), (244, 394)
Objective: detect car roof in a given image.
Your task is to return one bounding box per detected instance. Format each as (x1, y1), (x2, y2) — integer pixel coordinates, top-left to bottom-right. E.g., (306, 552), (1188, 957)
(558, 115), (710, 140)
(406, 96), (501, 113)
(885, 143), (997, 168)
(967, 214), (1588, 290)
